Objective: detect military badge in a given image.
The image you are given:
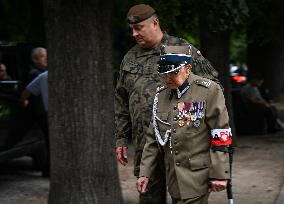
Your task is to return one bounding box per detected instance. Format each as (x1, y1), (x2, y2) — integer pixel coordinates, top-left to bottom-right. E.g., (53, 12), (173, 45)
(178, 119), (185, 127)
(193, 119), (200, 127)
(189, 101), (205, 127)
(190, 114), (197, 121)
(176, 101), (205, 128)
(177, 102), (191, 127)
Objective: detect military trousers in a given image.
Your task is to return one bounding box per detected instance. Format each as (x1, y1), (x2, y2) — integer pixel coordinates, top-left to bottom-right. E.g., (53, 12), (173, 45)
(171, 193), (209, 204)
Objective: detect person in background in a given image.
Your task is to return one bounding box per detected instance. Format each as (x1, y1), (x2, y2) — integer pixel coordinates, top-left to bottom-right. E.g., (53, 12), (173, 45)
(20, 71), (49, 177)
(0, 63), (12, 80)
(21, 71), (48, 111)
(241, 72), (284, 133)
(29, 47), (47, 81)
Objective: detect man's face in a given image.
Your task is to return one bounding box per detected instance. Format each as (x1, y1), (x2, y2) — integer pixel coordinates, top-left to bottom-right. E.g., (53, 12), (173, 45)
(129, 17), (158, 48)
(163, 66), (190, 90)
(0, 64), (6, 80)
(33, 50), (47, 68)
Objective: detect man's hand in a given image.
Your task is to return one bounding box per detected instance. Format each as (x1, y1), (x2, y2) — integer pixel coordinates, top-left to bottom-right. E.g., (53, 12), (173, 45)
(116, 146), (128, 166)
(136, 176), (149, 194)
(20, 99), (29, 108)
(208, 180), (228, 192)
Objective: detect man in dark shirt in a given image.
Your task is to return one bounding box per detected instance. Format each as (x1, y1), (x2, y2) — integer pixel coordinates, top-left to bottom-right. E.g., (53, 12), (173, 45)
(29, 47), (47, 81)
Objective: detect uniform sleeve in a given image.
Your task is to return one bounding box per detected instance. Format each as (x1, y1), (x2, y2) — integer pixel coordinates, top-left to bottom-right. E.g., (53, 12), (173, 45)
(191, 46), (220, 85)
(205, 83), (231, 179)
(139, 122), (160, 178)
(115, 60), (132, 147)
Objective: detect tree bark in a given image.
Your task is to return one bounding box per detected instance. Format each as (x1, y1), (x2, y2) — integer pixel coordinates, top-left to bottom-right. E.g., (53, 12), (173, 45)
(44, 1), (122, 203)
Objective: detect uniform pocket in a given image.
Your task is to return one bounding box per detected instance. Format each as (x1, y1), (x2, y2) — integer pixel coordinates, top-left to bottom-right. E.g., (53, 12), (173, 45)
(122, 61), (143, 74)
(189, 156), (211, 171)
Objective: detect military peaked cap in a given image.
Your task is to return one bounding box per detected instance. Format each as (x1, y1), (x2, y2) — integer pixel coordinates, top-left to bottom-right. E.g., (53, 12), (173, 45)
(158, 45), (192, 74)
(127, 4), (156, 24)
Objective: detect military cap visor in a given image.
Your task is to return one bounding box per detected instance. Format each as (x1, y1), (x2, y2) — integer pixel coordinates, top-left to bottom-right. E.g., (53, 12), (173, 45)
(158, 54), (192, 74)
(127, 4), (156, 24)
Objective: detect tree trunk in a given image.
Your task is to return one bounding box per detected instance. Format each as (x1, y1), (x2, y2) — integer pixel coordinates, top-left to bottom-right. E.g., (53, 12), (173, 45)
(199, 14), (237, 142)
(0, 0), (9, 40)
(44, 1), (122, 203)
(247, 40), (284, 99)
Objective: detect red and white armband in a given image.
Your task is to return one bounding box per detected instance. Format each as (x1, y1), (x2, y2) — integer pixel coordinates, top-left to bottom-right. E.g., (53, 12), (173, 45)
(211, 128), (232, 146)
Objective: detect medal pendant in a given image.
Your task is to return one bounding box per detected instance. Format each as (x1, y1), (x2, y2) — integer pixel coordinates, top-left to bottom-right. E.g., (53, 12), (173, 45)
(178, 119), (185, 127)
(186, 120), (190, 126)
(198, 112), (204, 119)
(191, 115), (197, 121)
(193, 119), (200, 128)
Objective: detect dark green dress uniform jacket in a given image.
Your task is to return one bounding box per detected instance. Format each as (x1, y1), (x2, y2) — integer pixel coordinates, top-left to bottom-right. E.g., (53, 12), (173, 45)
(115, 33), (219, 176)
(139, 74), (231, 199)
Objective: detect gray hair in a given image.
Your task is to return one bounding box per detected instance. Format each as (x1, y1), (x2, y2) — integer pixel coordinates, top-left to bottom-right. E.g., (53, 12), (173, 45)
(31, 47), (46, 60)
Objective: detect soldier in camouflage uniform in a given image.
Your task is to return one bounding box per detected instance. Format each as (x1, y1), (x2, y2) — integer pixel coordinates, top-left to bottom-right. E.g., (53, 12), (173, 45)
(115, 4), (219, 203)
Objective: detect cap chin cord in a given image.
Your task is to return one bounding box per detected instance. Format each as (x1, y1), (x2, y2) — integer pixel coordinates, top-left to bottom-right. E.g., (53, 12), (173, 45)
(158, 64), (185, 74)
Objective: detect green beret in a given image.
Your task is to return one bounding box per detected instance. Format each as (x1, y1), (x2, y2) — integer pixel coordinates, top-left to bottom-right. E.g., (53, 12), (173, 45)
(127, 4), (156, 24)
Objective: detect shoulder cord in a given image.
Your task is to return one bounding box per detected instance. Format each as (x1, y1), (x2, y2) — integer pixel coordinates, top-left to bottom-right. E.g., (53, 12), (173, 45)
(152, 88), (171, 146)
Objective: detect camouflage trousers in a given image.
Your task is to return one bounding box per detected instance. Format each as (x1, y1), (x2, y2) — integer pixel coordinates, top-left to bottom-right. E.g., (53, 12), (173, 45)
(137, 151), (167, 204)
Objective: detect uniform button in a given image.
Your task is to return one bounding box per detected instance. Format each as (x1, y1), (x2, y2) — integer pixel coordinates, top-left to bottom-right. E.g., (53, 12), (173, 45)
(173, 140), (177, 145)
(173, 106), (177, 110)
(176, 162), (180, 166)
(225, 171), (229, 173)
(175, 150), (179, 155)
(173, 117), (177, 121)
(173, 129), (176, 133)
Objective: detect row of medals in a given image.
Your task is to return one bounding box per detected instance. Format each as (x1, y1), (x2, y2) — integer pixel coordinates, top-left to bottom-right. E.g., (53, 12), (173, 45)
(177, 103), (204, 128)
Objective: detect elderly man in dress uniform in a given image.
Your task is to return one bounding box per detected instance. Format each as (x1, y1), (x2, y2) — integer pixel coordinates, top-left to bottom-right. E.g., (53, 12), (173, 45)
(137, 46), (232, 204)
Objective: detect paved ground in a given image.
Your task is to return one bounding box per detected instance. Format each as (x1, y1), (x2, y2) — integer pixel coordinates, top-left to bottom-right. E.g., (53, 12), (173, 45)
(119, 101), (284, 204)
(119, 132), (284, 204)
(0, 102), (283, 204)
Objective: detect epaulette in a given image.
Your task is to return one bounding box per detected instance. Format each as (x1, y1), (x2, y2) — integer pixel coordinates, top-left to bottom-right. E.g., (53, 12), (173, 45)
(156, 86), (167, 93)
(194, 79), (212, 88)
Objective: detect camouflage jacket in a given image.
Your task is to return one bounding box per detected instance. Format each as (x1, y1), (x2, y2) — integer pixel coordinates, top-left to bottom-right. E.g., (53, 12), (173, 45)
(115, 33), (219, 176)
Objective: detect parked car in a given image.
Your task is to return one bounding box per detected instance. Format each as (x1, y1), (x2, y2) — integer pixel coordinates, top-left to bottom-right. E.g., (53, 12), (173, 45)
(0, 42), (47, 171)
(230, 64), (248, 90)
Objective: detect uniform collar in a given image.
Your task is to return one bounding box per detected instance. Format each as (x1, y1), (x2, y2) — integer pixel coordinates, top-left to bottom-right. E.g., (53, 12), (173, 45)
(169, 79), (189, 100)
(169, 73), (196, 99)
(176, 80), (189, 98)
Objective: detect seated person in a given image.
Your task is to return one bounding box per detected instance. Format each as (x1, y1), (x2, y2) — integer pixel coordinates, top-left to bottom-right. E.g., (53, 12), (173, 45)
(241, 72), (283, 133)
(0, 63), (12, 80)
